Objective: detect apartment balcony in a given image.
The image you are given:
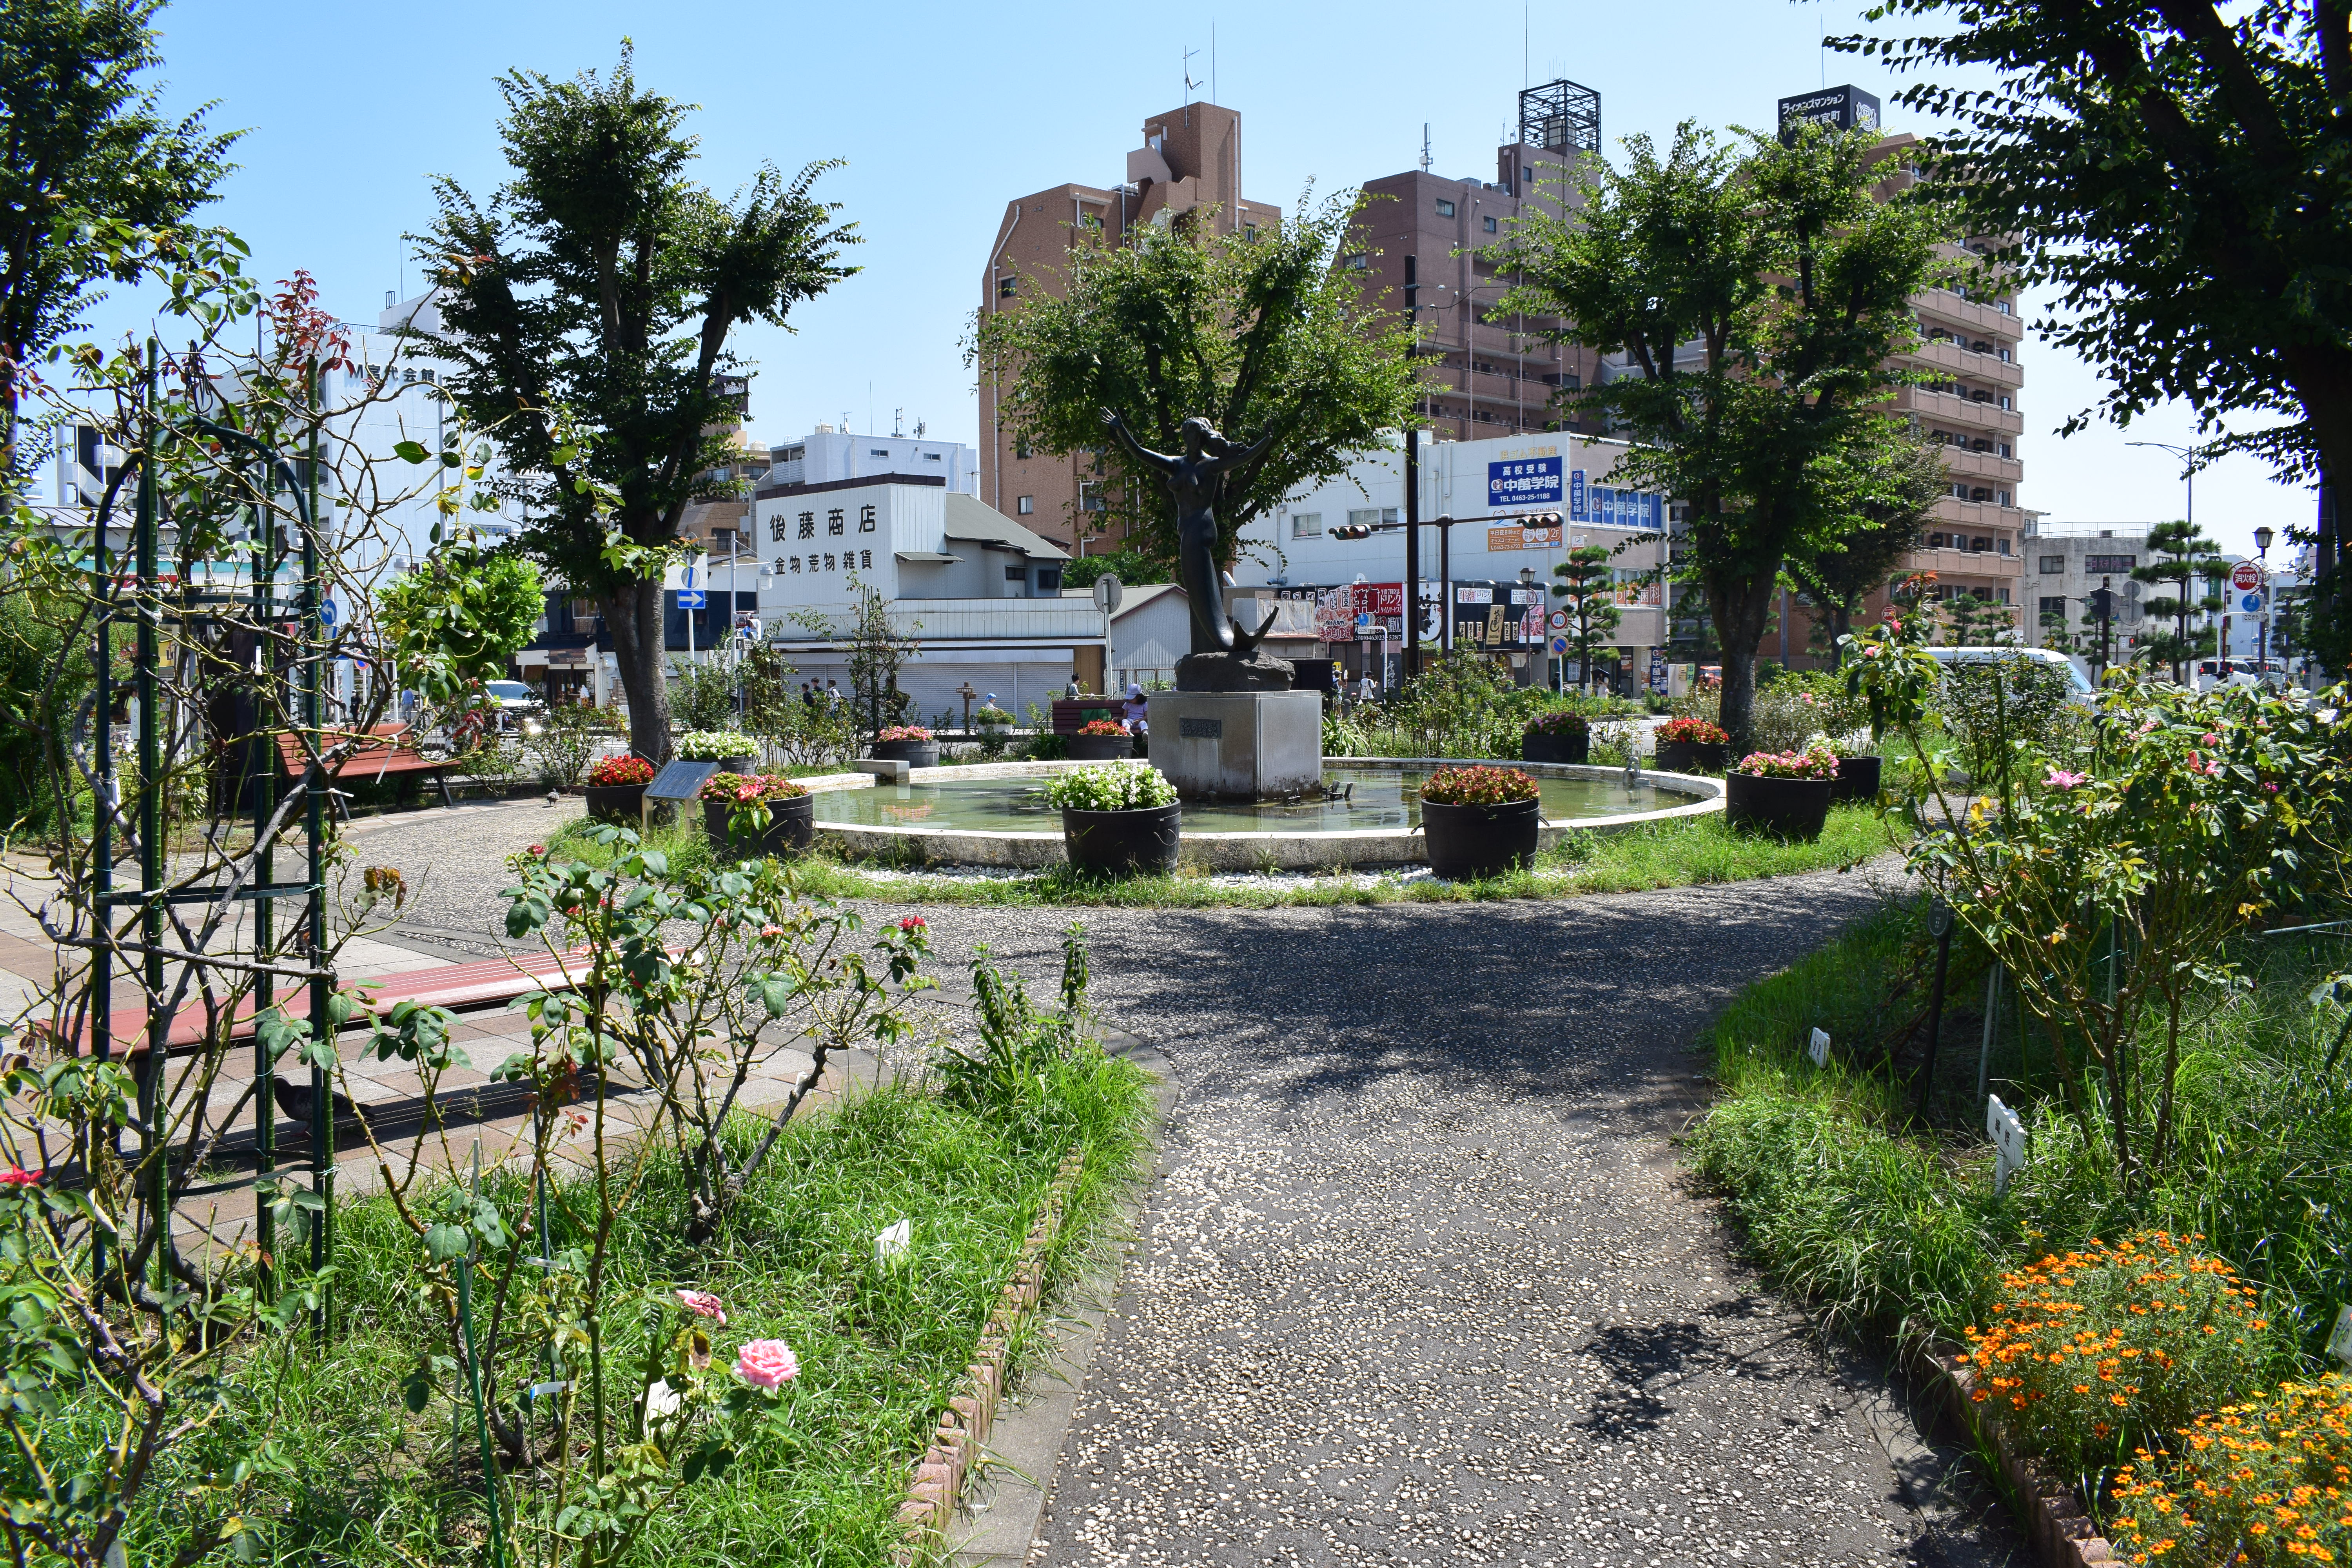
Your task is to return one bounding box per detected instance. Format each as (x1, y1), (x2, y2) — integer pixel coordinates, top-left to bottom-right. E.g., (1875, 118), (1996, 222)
(1896, 386), (2024, 435)
(1935, 447), (2023, 484)
(771, 597), (1108, 648)
(1903, 546), (2022, 580)
(1913, 287), (2024, 341)
(1901, 338), (2023, 388)
(1933, 497), (2027, 532)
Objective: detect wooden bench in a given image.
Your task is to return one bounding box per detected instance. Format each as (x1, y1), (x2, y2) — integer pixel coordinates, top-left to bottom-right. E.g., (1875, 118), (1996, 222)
(37, 946), (622, 1063)
(276, 724), (461, 809)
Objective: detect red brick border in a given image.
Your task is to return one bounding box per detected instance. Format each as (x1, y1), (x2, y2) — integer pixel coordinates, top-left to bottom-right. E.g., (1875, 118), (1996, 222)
(1919, 1339), (2118, 1566)
(893, 1147), (1088, 1566)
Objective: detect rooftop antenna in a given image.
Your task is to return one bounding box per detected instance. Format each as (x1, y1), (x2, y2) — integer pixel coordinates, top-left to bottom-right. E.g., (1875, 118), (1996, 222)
(1421, 122), (1432, 173)
(1183, 46), (1201, 122)
(1212, 20), (1217, 106)
(893, 406), (904, 437)
(1524, 2), (1529, 92)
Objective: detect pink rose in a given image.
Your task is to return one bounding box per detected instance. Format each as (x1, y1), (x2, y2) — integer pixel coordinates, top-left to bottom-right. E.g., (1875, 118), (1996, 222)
(2045, 769), (2089, 791)
(2201, 732), (2220, 746)
(0, 1167), (38, 1188)
(735, 1338), (799, 1390)
(898, 916), (926, 933)
(675, 1289), (727, 1327)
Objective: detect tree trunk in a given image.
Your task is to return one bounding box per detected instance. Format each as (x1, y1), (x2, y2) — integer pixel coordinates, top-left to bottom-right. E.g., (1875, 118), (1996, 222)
(601, 580), (672, 762)
(1708, 571), (1779, 755)
(1828, 604), (1853, 670)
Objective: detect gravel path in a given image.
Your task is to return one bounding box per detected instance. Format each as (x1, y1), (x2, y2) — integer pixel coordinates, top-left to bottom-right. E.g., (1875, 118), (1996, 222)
(348, 804), (2014, 1566)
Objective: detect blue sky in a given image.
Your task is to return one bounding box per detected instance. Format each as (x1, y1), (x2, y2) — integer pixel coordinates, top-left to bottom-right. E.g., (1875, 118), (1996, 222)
(96, 0), (2303, 559)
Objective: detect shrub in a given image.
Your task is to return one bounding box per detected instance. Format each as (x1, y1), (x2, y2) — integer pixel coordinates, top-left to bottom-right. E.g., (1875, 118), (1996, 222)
(2109, 1373), (2352, 1568)
(1525, 709), (1591, 737)
(875, 724), (931, 743)
(1419, 764), (1541, 806)
(1659, 716), (1729, 746)
(975, 706), (1015, 726)
(696, 771), (808, 804)
(1734, 743), (1840, 780)
(1044, 761), (1178, 812)
(1750, 674), (1868, 755)
(1959, 1232), (2276, 1474)
(676, 729), (757, 760)
(1078, 719), (1128, 737)
(586, 753), (655, 787)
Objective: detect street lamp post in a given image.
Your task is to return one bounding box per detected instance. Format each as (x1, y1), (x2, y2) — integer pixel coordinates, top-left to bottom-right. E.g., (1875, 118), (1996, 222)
(2254, 525), (2276, 675)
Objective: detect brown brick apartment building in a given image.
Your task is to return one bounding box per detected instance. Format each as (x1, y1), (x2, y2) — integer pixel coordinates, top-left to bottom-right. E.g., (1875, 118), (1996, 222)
(978, 102), (1281, 550)
(1344, 80), (1610, 444)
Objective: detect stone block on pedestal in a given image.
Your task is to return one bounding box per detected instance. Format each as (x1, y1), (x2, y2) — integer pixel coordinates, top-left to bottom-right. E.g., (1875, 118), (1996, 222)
(1146, 689), (1323, 800)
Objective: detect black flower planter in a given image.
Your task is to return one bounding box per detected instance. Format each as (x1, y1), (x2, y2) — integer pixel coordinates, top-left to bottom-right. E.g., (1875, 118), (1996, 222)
(1829, 754), (1882, 804)
(702, 793), (815, 859)
(1725, 773), (1832, 840)
(1062, 802), (1181, 875)
(1521, 731), (1590, 765)
(1421, 796), (1542, 880)
(1655, 739), (1730, 774)
(1065, 733), (1135, 761)
(584, 782), (647, 824)
(871, 740), (941, 769)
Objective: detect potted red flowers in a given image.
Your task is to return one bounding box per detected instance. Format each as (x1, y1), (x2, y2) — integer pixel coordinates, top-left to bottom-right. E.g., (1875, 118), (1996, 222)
(871, 724), (939, 769)
(699, 772), (815, 858)
(1417, 764), (1543, 880)
(1726, 743), (1838, 839)
(1066, 718), (1135, 762)
(584, 753), (655, 823)
(1655, 717), (1731, 774)
(1521, 710), (1591, 766)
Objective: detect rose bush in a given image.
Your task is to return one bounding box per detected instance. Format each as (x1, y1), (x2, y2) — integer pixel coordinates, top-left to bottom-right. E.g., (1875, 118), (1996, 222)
(586, 754), (655, 788)
(1658, 717), (1729, 746)
(1419, 764), (1541, 807)
(1733, 742), (1840, 780)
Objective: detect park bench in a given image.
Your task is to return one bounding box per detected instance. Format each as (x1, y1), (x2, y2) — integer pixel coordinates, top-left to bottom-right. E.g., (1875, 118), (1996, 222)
(34, 945), (623, 1064)
(276, 724), (462, 810)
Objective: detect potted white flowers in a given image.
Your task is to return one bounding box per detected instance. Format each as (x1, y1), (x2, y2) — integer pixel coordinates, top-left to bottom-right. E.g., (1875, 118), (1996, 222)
(1726, 742), (1839, 839)
(677, 730), (757, 774)
(1045, 761), (1180, 875)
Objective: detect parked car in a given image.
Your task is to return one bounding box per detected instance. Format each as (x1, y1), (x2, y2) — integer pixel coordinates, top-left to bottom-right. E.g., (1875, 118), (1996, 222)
(483, 679), (536, 730)
(1920, 646), (2098, 706)
(2194, 658), (2288, 692)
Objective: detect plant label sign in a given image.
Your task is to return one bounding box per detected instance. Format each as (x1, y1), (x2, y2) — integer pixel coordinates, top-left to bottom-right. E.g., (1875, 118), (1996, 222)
(1987, 1094), (2027, 1194)
(2329, 1305), (2352, 1370)
(646, 759), (721, 803)
(1808, 1028), (1831, 1068)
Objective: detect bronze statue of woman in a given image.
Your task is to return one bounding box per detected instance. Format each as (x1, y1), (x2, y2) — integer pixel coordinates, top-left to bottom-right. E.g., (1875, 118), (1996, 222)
(1100, 408), (1279, 657)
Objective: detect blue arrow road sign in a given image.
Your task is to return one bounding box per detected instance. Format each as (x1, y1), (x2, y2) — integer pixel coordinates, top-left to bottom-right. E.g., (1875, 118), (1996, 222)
(677, 590), (707, 609)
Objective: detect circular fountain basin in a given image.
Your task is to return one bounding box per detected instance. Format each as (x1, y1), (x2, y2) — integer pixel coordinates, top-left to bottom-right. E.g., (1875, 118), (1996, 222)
(800, 759), (1721, 871)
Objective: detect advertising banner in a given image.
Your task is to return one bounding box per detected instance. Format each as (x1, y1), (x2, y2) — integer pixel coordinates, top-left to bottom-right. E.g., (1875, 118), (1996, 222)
(1488, 456), (1563, 507)
(1568, 468), (1587, 520)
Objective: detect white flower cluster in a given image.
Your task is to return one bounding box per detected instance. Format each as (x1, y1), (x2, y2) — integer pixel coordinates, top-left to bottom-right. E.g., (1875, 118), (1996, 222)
(1045, 761), (1179, 813)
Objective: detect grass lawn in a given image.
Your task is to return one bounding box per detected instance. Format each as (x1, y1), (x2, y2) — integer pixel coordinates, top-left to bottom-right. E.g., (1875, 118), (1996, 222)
(100, 1051), (1154, 1567)
(547, 803), (1899, 909)
(1688, 899), (2352, 1365)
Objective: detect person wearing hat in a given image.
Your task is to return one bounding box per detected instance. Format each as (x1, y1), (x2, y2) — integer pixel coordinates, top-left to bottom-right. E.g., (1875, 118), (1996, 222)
(1121, 683), (1149, 735)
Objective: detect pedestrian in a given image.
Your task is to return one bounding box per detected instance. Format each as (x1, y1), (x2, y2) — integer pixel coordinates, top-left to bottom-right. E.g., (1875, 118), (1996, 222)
(1358, 669), (1378, 704)
(826, 679), (842, 709)
(1122, 682), (1149, 734)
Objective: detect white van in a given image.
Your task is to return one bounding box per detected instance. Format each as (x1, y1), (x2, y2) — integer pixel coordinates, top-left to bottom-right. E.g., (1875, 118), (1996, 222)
(1919, 645), (2097, 701)
(2193, 658), (2288, 693)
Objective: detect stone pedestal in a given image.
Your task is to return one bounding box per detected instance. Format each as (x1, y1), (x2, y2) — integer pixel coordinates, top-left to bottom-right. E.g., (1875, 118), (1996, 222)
(1147, 690), (1323, 800)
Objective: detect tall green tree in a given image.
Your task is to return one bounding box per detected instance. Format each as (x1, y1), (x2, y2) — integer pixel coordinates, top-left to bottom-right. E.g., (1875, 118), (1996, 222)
(0, 0), (238, 480)
(970, 189), (1419, 574)
(2131, 520), (2223, 680)
(1793, 430), (1941, 665)
(1550, 545), (1622, 693)
(1841, 0), (2352, 671)
(423, 45), (856, 760)
(1494, 123), (1946, 748)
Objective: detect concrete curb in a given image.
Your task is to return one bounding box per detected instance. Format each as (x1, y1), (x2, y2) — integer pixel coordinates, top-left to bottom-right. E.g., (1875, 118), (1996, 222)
(1916, 1334), (2118, 1566)
(893, 1146), (1089, 1566)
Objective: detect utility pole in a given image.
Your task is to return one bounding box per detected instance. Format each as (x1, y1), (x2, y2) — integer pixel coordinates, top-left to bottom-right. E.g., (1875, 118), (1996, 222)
(1404, 254), (1423, 686)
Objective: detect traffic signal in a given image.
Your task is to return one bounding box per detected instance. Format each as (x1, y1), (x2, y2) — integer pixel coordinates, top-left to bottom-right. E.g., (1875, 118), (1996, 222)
(1522, 512), (1563, 528)
(1329, 523), (1373, 540)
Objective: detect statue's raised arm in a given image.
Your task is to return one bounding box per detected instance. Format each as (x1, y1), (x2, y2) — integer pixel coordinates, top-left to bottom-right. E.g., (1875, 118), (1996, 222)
(1201, 422), (1278, 475)
(1100, 408), (1180, 476)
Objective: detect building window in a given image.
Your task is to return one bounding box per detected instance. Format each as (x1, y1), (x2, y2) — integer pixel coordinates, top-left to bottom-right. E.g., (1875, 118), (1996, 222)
(1014, 435), (1031, 459)
(2039, 596), (2067, 616)
(1290, 512), (1322, 538)
(1342, 252), (1368, 270)
(1948, 484), (1969, 500)
(1079, 481), (1106, 512)
(1347, 507), (1396, 531)
(1006, 565), (1025, 581)
(1482, 215), (1498, 233)
(1999, 395), (2013, 410)
(997, 275), (1016, 298)
(1038, 567), (1062, 592)
(869, 448), (890, 458)
(1244, 223), (1259, 242)
(1016, 495), (1034, 515)
(924, 451), (944, 462)
(1435, 198), (1456, 218)
(1997, 489), (2012, 505)
(2085, 554), (2136, 573)
(1997, 587), (2011, 604)
(2040, 555), (2065, 573)
(1998, 442), (2013, 457)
